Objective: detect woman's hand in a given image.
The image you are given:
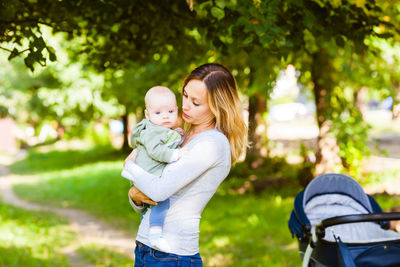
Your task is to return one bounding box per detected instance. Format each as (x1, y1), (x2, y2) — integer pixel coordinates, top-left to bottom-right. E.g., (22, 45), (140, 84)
(129, 186), (158, 206)
(174, 127), (185, 136)
(124, 149), (138, 167)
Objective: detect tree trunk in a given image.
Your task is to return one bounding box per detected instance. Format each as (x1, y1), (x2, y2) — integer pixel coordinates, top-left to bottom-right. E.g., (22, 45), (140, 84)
(246, 93), (267, 168)
(353, 87), (367, 117)
(311, 48), (342, 176)
(121, 111), (130, 152)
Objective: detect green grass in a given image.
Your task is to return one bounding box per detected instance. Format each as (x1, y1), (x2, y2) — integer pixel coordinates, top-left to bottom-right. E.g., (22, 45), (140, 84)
(200, 192), (299, 266)
(0, 201), (75, 267)
(360, 169), (400, 210)
(78, 244), (132, 266)
(10, 147), (302, 265)
(10, 145), (125, 175)
(373, 194), (400, 210)
(14, 161), (141, 234)
(9, 145), (400, 266)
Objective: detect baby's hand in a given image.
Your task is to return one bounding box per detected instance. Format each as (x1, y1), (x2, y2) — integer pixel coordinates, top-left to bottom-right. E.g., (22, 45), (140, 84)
(174, 127), (184, 136)
(178, 147), (189, 159)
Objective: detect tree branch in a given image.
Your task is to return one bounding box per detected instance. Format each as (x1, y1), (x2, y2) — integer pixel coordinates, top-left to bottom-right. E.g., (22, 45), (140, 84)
(0, 46), (30, 55)
(0, 19), (39, 24)
(0, 19), (53, 27)
(0, 46), (13, 53)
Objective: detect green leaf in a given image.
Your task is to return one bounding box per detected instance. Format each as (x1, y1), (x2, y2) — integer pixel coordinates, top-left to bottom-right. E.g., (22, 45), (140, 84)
(33, 36), (46, 52)
(254, 24), (264, 35)
(8, 48), (19, 60)
(243, 36), (254, 45)
(335, 36), (345, 47)
(215, 0), (226, 8)
(376, 32), (393, 39)
(129, 24), (139, 34)
(24, 53), (35, 72)
(49, 52), (57, 62)
(47, 46), (57, 62)
(211, 7), (225, 20)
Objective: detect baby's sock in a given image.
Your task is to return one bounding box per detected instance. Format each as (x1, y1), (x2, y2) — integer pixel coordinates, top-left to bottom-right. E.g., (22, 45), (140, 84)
(149, 226), (171, 253)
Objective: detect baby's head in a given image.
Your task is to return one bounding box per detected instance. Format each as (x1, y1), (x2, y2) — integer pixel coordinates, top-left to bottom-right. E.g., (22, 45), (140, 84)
(144, 86), (178, 128)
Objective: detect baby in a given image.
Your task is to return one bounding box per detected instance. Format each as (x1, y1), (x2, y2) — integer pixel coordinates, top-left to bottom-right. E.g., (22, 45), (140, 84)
(122, 86), (186, 252)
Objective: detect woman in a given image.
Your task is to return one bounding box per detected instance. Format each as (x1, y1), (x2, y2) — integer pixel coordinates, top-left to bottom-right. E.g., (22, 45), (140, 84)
(123, 63), (248, 266)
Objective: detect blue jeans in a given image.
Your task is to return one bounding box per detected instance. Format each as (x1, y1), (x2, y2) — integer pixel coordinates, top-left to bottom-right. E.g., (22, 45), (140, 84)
(134, 241), (203, 267)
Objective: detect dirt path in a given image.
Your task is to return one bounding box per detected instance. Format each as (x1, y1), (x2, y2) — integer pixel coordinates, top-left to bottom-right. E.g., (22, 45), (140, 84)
(0, 163), (135, 267)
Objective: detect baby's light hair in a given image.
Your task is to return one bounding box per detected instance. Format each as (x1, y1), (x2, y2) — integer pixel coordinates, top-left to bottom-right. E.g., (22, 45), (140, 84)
(145, 86), (176, 109)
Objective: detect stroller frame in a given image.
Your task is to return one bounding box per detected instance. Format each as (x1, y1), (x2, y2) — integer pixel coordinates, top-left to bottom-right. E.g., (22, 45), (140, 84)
(302, 213), (400, 267)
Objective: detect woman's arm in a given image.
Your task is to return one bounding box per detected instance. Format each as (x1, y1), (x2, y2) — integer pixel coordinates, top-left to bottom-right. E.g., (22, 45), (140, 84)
(124, 150), (158, 210)
(123, 139), (225, 202)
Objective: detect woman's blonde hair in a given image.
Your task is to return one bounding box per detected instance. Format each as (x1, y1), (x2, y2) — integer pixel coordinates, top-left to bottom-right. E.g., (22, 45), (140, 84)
(182, 63), (248, 164)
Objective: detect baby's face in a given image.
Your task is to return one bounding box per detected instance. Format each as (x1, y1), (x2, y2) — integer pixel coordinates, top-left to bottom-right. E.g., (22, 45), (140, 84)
(145, 95), (178, 129)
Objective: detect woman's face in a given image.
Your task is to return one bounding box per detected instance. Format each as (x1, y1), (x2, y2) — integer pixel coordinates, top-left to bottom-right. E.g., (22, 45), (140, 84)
(182, 79), (215, 127)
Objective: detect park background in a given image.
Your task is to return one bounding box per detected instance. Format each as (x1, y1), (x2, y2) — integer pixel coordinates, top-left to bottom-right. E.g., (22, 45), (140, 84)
(1, 0), (400, 266)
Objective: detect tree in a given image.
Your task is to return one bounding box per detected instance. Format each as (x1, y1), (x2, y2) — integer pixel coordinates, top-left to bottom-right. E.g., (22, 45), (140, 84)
(250, 0), (396, 176)
(1, 0), (212, 149)
(289, 0), (398, 176)
(192, 0), (290, 167)
(2, 0), (399, 177)
(0, 43), (119, 144)
(0, 1), (202, 71)
(193, 0), (398, 178)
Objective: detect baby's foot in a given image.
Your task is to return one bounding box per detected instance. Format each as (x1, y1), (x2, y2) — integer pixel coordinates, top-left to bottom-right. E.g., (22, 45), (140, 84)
(149, 227), (171, 252)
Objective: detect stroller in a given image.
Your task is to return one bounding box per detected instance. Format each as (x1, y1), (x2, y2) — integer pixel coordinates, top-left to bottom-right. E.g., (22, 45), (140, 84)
(288, 173), (400, 267)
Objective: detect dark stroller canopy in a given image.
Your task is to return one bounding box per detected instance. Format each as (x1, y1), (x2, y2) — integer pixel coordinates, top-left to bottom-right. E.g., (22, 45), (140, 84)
(289, 173), (400, 267)
(289, 173), (390, 242)
(303, 173), (373, 213)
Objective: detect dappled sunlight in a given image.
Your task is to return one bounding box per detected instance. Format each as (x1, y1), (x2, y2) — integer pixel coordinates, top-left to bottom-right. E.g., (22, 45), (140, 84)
(283, 241), (298, 251)
(207, 253), (234, 266)
(77, 244), (132, 266)
(247, 213), (260, 226)
(200, 192), (299, 265)
(0, 202), (74, 266)
(363, 170), (400, 195)
(0, 245), (66, 267)
(212, 236), (230, 248)
(12, 159), (140, 234)
(9, 145), (123, 175)
(36, 139), (92, 152)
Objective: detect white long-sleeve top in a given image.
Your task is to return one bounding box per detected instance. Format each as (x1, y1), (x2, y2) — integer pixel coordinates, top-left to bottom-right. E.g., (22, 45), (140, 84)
(122, 129), (231, 255)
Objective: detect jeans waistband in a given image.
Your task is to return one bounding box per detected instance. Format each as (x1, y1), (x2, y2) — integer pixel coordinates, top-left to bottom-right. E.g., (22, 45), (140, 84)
(136, 240), (151, 251)
(135, 240), (203, 266)
(135, 240), (201, 258)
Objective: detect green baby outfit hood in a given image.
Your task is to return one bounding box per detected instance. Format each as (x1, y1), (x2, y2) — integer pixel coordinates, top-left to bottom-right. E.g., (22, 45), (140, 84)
(129, 119), (148, 149)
